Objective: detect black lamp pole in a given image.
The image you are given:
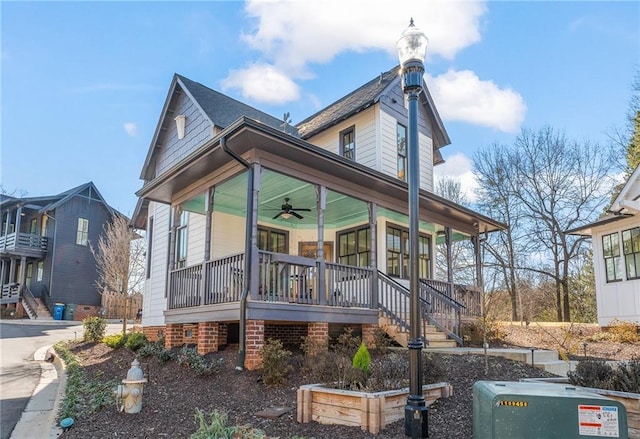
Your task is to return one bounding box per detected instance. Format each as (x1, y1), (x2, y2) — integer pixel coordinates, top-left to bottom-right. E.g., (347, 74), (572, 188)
(397, 19), (429, 439)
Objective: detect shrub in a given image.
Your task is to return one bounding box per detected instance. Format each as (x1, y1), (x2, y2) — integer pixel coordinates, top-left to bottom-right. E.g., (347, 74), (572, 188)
(125, 332), (147, 352)
(372, 327), (393, 352)
(568, 359), (614, 390)
(176, 346), (222, 375)
(260, 339), (292, 386)
(606, 319), (639, 343)
(83, 317), (107, 342)
(422, 352), (446, 384)
(103, 333), (127, 349)
(461, 319), (505, 346)
(138, 340), (175, 362)
(611, 358), (640, 393)
(352, 342), (371, 377)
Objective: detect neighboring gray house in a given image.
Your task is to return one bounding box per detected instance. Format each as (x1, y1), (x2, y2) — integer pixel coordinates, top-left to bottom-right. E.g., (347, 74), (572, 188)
(0, 182), (118, 320)
(132, 66), (505, 369)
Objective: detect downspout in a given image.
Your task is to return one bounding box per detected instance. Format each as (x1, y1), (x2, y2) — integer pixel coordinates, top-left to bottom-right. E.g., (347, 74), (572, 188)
(220, 136), (253, 371)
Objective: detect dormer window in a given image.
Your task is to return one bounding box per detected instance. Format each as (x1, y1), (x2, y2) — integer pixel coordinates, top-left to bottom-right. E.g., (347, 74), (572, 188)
(340, 126), (355, 161)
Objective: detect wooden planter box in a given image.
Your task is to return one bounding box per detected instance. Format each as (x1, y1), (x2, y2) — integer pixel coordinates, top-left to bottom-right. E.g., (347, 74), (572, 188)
(297, 382), (452, 434)
(522, 378), (640, 439)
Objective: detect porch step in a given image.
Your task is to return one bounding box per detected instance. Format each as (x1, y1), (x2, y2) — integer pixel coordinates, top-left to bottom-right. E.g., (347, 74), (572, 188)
(379, 316), (458, 348)
(22, 298), (53, 320)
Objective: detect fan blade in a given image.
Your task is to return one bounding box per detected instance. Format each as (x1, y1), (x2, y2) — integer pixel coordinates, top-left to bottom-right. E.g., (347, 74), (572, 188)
(292, 208), (311, 212)
(272, 212), (282, 219)
(291, 211), (304, 219)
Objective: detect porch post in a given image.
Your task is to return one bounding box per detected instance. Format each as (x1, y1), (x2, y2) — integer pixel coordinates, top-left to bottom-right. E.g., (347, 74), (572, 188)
(445, 226), (453, 297)
(249, 165), (261, 300)
(368, 202), (378, 308)
(8, 258), (16, 284)
(169, 207), (180, 271)
(19, 256), (27, 287)
(472, 235), (482, 289)
(15, 206), (22, 237)
(316, 185), (326, 305)
(0, 260), (6, 286)
(3, 210), (11, 251)
(204, 187), (214, 261)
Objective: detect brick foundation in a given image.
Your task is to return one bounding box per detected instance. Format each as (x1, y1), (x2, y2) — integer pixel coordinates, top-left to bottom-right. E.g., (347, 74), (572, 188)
(265, 323), (307, 348)
(183, 323), (198, 344)
(142, 326), (165, 342)
(165, 323), (184, 349)
(244, 320), (265, 370)
(219, 323), (228, 346)
(197, 322), (219, 355)
(362, 323), (377, 349)
(307, 322), (329, 353)
(73, 305), (101, 321)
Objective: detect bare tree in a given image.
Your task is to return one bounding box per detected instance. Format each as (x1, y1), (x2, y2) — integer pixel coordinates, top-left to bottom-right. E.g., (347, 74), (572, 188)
(91, 214), (145, 333)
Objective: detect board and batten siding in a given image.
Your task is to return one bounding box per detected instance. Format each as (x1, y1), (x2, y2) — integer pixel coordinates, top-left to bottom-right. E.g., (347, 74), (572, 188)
(156, 89), (213, 177)
(304, 107), (378, 170)
(186, 212), (206, 266)
(143, 201), (169, 326)
(590, 215), (640, 326)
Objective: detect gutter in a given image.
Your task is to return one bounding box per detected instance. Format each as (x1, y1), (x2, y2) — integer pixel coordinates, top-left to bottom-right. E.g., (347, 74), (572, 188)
(220, 135), (253, 371)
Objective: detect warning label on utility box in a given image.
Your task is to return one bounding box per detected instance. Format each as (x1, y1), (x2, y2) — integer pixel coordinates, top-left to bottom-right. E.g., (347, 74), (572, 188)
(578, 405), (619, 437)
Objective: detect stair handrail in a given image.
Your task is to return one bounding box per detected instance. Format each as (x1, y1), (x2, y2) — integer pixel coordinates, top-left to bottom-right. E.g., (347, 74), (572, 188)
(377, 271), (437, 346)
(419, 279), (464, 345)
(21, 285), (39, 319)
(41, 285), (54, 315)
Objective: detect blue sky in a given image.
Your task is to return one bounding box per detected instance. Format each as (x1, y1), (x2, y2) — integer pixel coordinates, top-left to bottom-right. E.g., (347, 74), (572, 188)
(2, 1), (638, 215)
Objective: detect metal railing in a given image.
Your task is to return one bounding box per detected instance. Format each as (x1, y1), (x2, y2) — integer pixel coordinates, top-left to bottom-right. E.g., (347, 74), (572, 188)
(22, 285), (38, 318)
(0, 233), (48, 252)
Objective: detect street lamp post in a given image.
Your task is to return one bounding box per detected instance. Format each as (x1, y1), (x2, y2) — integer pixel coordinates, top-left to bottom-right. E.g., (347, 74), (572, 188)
(397, 18), (429, 439)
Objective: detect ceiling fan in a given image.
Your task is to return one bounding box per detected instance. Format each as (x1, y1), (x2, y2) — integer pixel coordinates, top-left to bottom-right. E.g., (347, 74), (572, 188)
(272, 198), (311, 220)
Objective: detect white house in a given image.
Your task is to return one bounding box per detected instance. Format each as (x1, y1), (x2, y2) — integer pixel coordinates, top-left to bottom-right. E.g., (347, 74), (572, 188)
(131, 67), (505, 369)
(568, 164), (640, 326)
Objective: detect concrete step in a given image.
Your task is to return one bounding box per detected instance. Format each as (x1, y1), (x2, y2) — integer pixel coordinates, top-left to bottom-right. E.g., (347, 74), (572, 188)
(426, 339), (457, 348)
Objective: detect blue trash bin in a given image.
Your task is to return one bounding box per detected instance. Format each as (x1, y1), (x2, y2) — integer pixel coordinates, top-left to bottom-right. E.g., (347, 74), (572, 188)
(53, 303), (65, 320)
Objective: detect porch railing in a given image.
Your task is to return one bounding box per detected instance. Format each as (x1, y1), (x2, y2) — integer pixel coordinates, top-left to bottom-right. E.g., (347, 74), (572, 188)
(0, 283), (21, 304)
(41, 285), (54, 315)
(257, 251), (318, 304)
(0, 233), (48, 253)
(419, 279), (464, 344)
(326, 263), (375, 308)
(22, 285), (38, 318)
(421, 279), (481, 318)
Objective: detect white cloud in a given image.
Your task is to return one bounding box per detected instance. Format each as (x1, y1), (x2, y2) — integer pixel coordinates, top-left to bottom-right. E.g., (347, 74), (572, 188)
(224, 0), (488, 104)
(433, 152), (478, 203)
(221, 63), (300, 104)
(124, 122), (138, 137)
(427, 70), (526, 133)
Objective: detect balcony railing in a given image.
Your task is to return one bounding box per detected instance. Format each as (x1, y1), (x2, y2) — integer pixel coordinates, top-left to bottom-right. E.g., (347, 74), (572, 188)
(0, 233), (48, 254)
(0, 284), (21, 304)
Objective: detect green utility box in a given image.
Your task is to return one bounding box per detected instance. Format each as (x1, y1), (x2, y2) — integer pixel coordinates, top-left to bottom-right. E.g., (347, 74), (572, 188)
(473, 381), (628, 439)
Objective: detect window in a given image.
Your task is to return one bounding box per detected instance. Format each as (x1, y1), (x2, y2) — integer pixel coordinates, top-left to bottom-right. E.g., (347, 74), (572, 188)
(258, 227), (288, 253)
(622, 227), (640, 280)
(37, 261), (44, 282)
(337, 226), (370, 267)
(386, 224), (431, 279)
(397, 123), (407, 181)
(146, 217), (154, 279)
(340, 126), (355, 160)
(602, 232), (622, 282)
(176, 211), (188, 268)
(76, 218), (89, 246)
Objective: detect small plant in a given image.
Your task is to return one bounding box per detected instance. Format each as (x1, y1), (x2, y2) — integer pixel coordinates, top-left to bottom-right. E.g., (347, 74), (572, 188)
(83, 317), (107, 342)
(352, 342), (371, 377)
(138, 340), (175, 362)
(190, 409), (267, 439)
(176, 346), (222, 375)
(103, 333), (127, 348)
(606, 319), (639, 343)
(611, 358), (640, 393)
(124, 332), (147, 352)
(260, 339), (292, 386)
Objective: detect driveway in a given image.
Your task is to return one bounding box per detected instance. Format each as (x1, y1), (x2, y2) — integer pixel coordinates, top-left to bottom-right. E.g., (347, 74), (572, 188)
(0, 320), (121, 439)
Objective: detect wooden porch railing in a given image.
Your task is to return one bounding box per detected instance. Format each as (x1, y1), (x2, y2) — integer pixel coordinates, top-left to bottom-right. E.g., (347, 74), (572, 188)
(21, 285), (39, 318)
(41, 285), (54, 315)
(0, 284), (20, 304)
(0, 233), (48, 253)
(421, 279), (481, 318)
(419, 279), (464, 344)
(257, 251), (318, 304)
(326, 263), (375, 308)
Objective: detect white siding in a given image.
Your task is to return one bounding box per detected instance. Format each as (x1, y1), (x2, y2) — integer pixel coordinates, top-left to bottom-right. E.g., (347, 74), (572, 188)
(156, 90), (213, 176)
(211, 211), (246, 258)
(142, 202), (169, 326)
(591, 215), (640, 326)
(305, 107), (378, 169)
(186, 213), (206, 265)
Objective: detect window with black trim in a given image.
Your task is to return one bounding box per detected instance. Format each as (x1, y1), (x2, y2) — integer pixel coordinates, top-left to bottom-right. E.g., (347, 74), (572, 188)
(386, 224), (430, 279)
(397, 123), (407, 181)
(258, 226), (288, 253)
(337, 226), (370, 267)
(602, 232), (622, 282)
(76, 218), (89, 246)
(176, 211), (188, 268)
(622, 227), (640, 280)
(340, 126), (355, 160)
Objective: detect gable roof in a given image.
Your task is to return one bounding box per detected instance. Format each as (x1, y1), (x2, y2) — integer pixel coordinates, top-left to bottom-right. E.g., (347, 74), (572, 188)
(139, 74), (294, 181)
(295, 65), (450, 154)
(0, 182), (118, 217)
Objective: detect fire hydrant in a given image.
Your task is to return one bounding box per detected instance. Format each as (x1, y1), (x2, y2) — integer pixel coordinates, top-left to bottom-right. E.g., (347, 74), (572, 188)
(115, 359), (147, 413)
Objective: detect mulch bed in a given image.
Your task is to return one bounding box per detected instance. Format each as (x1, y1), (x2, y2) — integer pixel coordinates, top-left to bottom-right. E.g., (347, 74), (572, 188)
(59, 342), (558, 439)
